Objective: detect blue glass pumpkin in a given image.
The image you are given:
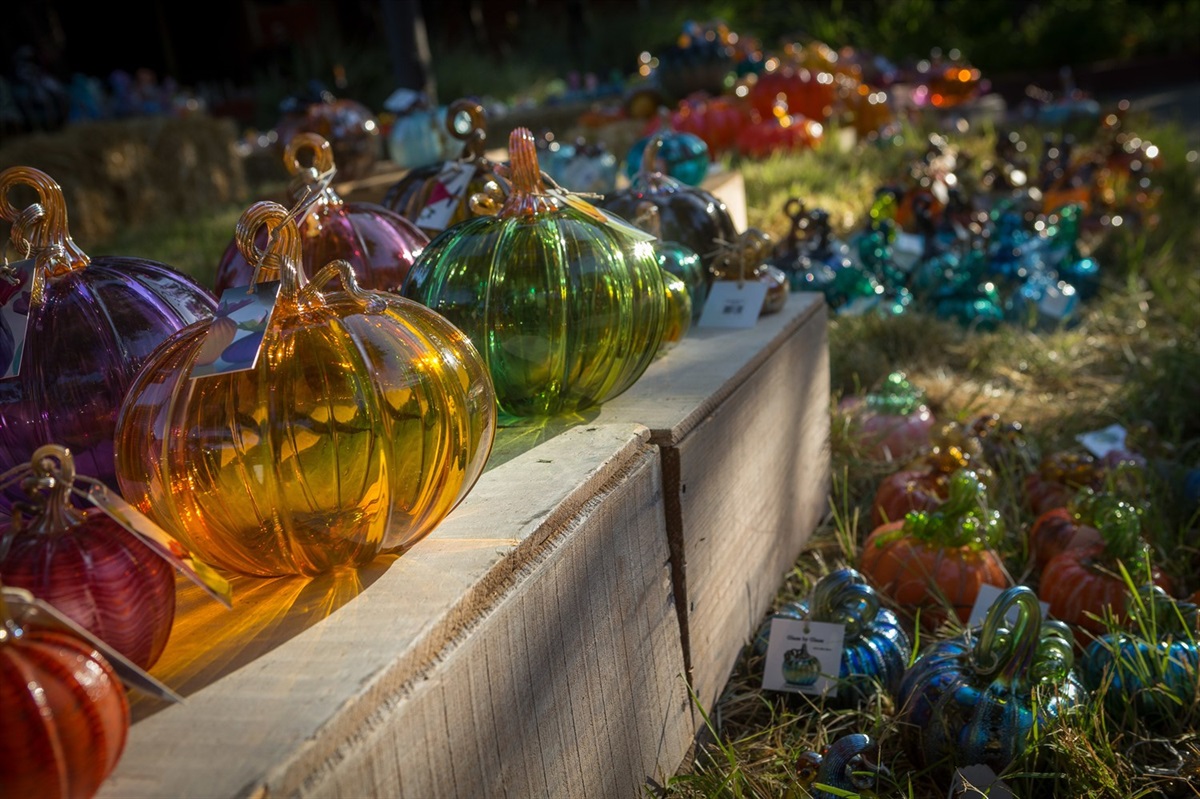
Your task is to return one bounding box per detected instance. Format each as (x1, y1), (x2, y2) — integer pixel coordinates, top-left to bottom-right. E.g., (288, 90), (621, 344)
(897, 585), (1085, 775)
(795, 734), (888, 799)
(1081, 586), (1199, 733)
(754, 568), (912, 703)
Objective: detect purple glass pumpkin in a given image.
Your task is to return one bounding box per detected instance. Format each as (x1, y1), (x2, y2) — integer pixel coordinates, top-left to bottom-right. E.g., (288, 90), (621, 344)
(0, 167), (216, 499)
(214, 133), (429, 295)
(0, 445), (175, 670)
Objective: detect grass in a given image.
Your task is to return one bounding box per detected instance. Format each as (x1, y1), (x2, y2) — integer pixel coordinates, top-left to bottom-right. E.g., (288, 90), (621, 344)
(662, 112), (1200, 798)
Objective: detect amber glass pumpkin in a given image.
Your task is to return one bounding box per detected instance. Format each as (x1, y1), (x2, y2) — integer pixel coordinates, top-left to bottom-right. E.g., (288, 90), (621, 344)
(115, 202), (496, 577)
(214, 133), (428, 295)
(403, 127), (667, 420)
(0, 583), (129, 799)
(0, 167), (216, 500)
(709, 228), (789, 315)
(860, 470), (1008, 628)
(659, 269), (692, 352)
(383, 100), (502, 236)
(601, 137), (738, 269)
(1, 445), (175, 670)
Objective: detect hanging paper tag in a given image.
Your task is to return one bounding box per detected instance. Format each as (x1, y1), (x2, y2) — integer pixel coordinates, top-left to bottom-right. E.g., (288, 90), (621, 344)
(968, 583), (1048, 627)
(191, 281), (282, 378)
(555, 191), (657, 243)
(1036, 282), (1077, 323)
(761, 618), (845, 698)
(1076, 423), (1127, 459)
(3, 586), (183, 703)
(0, 258), (34, 379)
(79, 483), (232, 608)
(948, 764), (1013, 798)
(698, 280), (768, 329)
(891, 232), (924, 274)
(416, 160), (476, 233)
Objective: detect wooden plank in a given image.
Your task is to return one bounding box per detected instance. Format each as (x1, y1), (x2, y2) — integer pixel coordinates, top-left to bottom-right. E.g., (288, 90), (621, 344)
(299, 444), (691, 798)
(99, 424), (688, 799)
(671, 304), (831, 713)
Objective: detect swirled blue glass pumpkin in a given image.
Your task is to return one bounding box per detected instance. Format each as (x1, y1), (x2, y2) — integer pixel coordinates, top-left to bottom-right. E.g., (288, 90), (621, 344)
(1081, 586), (1198, 733)
(897, 586), (1085, 775)
(402, 127), (667, 420)
(795, 734), (888, 799)
(755, 568), (911, 703)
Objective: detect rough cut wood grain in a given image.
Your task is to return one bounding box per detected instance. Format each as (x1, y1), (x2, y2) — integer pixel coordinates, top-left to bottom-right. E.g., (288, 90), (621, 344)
(99, 425), (689, 799)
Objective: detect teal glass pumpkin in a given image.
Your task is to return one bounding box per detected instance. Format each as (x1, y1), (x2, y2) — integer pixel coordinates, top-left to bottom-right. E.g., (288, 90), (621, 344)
(1081, 586), (1199, 733)
(795, 734), (888, 799)
(624, 123), (710, 186)
(897, 586), (1085, 776)
(754, 568), (911, 703)
(783, 642), (821, 686)
(402, 127), (668, 420)
(632, 203), (707, 323)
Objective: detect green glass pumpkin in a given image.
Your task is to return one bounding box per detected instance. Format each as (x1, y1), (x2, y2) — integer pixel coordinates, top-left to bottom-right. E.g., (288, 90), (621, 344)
(402, 127), (668, 420)
(897, 586), (1085, 776)
(1081, 585), (1199, 733)
(115, 201), (497, 577)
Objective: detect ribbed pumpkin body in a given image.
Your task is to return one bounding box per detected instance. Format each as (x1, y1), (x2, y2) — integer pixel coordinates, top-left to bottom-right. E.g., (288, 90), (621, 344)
(655, 240), (708, 323)
(403, 128), (667, 420)
(116, 202), (495, 577)
(215, 133), (428, 295)
(602, 174), (737, 269)
(0, 164), (217, 503)
(1083, 633), (1199, 731)
(0, 627), (129, 799)
(214, 201), (427, 295)
(116, 292), (494, 576)
(1, 510), (175, 670)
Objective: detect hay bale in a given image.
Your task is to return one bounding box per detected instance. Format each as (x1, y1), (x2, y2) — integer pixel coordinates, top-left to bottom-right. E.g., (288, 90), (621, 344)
(0, 115), (248, 245)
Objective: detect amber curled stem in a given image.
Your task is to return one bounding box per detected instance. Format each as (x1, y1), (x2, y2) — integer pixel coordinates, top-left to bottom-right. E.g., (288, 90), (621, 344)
(499, 128), (554, 218)
(236, 201), (306, 303)
(0, 166), (90, 274)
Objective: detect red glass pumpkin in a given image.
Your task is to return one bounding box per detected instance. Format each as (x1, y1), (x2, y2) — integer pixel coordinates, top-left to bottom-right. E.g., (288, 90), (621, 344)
(214, 133), (428, 295)
(746, 64), (835, 122)
(735, 103), (824, 160)
(663, 94), (752, 156)
(0, 167), (216, 501)
(1023, 450), (1105, 517)
(0, 583), (129, 799)
(1, 445), (175, 670)
(872, 423), (994, 527)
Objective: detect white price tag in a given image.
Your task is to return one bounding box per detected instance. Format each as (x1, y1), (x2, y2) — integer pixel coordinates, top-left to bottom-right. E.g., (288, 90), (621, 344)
(698, 281), (768, 329)
(967, 583), (1048, 628)
(949, 764), (1013, 798)
(761, 618), (845, 698)
(416, 161), (475, 232)
(192, 281), (282, 378)
(1076, 423), (1128, 459)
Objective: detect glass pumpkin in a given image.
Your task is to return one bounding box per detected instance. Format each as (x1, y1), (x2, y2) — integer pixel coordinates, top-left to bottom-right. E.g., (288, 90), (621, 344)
(897, 586), (1085, 776)
(861, 470), (1008, 628)
(383, 100), (500, 236)
(274, 86), (381, 182)
(709, 229), (789, 316)
(387, 104), (459, 170)
(795, 734), (887, 799)
(601, 137), (738, 269)
(658, 269), (692, 353)
(1082, 586), (1198, 733)
(115, 202), (497, 577)
(0, 582), (129, 799)
(402, 127), (668, 420)
(539, 136), (619, 195)
(624, 120), (710, 186)
(0, 167), (217, 500)
(214, 133), (428, 296)
(0, 445), (175, 670)
(633, 203), (707, 322)
(754, 568), (911, 703)
(837, 371), (935, 464)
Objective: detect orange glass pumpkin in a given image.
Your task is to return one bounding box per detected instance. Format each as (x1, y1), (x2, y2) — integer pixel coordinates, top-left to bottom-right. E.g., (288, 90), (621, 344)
(214, 133), (428, 295)
(0, 583), (129, 799)
(115, 202), (496, 577)
(871, 423), (993, 527)
(860, 470), (1008, 628)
